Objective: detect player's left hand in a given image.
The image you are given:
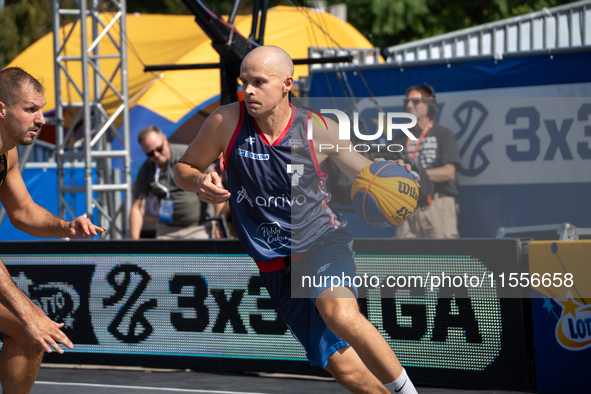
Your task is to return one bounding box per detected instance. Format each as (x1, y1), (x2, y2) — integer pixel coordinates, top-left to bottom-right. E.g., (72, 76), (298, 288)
(67, 216), (107, 239)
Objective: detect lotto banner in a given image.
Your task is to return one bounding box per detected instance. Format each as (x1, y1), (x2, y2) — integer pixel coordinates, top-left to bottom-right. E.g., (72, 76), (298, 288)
(529, 241), (591, 394)
(1, 239), (533, 391)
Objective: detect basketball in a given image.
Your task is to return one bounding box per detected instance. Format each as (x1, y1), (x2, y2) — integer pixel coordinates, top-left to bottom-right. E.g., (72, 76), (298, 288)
(351, 161), (419, 227)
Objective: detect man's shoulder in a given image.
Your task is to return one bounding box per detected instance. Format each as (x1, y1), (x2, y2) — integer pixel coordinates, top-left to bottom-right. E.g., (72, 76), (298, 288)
(292, 106), (322, 121)
(135, 159), (154, 181)
(219, 101), (241, 113)
(169, 143), (189, 152)
(169, 143), (190, 164)
(213, 101), (242, 122)
(203, 102), (243, 138)
(431, 122), (455, 136)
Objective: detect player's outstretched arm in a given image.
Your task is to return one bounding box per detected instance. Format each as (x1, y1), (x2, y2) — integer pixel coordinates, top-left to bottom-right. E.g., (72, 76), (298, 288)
(66, 215), (107, 239)
(0, 260), (73, 353)
(307, 117), (371, 181)
(175, 104), (239, 204)
(0, 149), (105, 238)
(311, 118), (415, 181)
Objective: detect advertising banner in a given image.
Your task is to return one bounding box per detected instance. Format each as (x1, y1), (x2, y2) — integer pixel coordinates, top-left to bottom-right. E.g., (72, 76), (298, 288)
(0, 239), (534, 390)
(306, 51), (591, 238)
(294, 93), (591, 238)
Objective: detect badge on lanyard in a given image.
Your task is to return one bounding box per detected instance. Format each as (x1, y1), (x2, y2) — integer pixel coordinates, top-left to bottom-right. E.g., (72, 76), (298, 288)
(155, 165), (174, 223)
(159, 199), (174, 223)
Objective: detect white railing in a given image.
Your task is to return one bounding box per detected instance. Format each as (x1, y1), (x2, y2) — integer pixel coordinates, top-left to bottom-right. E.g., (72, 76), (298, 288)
(385, 0), (591, 63)
(308, 47), (381, 71)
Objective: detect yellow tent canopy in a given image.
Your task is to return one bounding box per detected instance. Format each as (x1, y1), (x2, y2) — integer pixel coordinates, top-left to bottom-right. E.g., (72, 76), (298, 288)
(8, 6), (376, 173)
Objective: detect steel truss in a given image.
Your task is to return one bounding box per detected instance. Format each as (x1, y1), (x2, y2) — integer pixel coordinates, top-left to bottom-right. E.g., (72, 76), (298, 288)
(52, 0), (131, 239)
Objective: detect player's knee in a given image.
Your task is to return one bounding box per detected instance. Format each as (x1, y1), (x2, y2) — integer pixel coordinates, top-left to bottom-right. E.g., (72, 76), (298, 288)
(21, 340), (43, 359)
(328, 308), (358, 331)
(334, 370), (361, 389)
(4, 334), (43, 357)
(25, 341), (44, 357)
(328, 362), (368, 390)
(319, 300), (362, 332)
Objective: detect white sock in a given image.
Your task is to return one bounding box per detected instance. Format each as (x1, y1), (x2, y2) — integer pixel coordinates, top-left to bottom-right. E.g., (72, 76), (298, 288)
(383, 368), (418, 394)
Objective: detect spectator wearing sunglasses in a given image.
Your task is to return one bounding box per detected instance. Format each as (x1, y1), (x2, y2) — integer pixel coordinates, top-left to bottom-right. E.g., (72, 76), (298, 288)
(130, 126), (220, 239)
(394, 83), (461, 239)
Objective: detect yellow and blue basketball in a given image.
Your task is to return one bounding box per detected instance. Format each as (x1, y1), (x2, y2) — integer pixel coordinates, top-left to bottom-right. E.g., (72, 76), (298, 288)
(351, 161), (419, 227)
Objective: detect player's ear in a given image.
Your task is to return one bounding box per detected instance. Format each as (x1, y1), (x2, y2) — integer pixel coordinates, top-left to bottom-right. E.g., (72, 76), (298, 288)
(283, 76), (293, 93)
(0, 101), (5, 119)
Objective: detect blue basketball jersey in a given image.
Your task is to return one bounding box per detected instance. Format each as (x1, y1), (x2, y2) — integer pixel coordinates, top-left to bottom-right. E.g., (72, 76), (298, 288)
(226, 102), (346, 263)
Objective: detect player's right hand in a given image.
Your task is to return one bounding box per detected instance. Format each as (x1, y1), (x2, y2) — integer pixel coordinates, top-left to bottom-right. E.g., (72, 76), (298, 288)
(199, 172), (231, 204)
(24, 300), (73, 354)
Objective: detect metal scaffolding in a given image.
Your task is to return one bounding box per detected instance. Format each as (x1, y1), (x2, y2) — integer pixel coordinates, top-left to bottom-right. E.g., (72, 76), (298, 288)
(52, 0), (131, 239)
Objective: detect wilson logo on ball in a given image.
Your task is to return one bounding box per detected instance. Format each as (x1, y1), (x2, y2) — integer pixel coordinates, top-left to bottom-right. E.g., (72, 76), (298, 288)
(351, 161), (419, 227)
(398, 181), (418, 202)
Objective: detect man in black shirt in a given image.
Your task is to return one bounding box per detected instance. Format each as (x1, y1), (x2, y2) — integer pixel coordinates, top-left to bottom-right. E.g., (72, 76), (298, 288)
(395, 83), (461, 238)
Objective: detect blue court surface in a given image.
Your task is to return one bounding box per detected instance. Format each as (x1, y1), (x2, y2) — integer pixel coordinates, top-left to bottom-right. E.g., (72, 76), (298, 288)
(32, 364), (533, 394)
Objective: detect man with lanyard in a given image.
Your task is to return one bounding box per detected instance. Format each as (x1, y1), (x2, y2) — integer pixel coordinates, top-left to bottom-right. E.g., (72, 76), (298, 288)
(395, 83), (461, 239)
(0, 66), (105, 393)
(175, 46), (419, 394)
(130, 126), (221, 239)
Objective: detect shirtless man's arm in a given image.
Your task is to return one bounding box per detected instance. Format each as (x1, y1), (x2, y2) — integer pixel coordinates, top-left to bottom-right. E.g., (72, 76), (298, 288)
(0, 149), (105, 239)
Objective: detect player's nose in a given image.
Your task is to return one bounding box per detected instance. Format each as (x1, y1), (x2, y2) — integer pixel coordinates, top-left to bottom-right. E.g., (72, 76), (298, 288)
(243, 84), (255, 95)
(36, 111), (46, 125)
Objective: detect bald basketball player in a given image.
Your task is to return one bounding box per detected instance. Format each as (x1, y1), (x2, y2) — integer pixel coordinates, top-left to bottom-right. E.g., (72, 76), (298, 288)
(0, 67), (105, 394)
(175, 46), (418, 394)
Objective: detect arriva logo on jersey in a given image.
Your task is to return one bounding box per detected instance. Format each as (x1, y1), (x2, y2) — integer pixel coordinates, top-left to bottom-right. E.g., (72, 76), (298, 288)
(236, 186), (253, 207)
(553, 291), (591, 351)
(287, 164), (304, 186)
(238, 149), (269, 161)
(254, 222), (290, 251)
(256, 195), (307, 208)
(236, 185), (307, 208)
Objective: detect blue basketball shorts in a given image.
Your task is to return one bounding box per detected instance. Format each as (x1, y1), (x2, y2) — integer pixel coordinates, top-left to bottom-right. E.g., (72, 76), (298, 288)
(259, 229), (357, 367)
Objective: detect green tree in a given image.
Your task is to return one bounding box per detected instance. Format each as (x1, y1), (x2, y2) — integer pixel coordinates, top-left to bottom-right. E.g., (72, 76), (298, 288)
(344, 0), (574, 49)
(1, 0), (54, 69)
